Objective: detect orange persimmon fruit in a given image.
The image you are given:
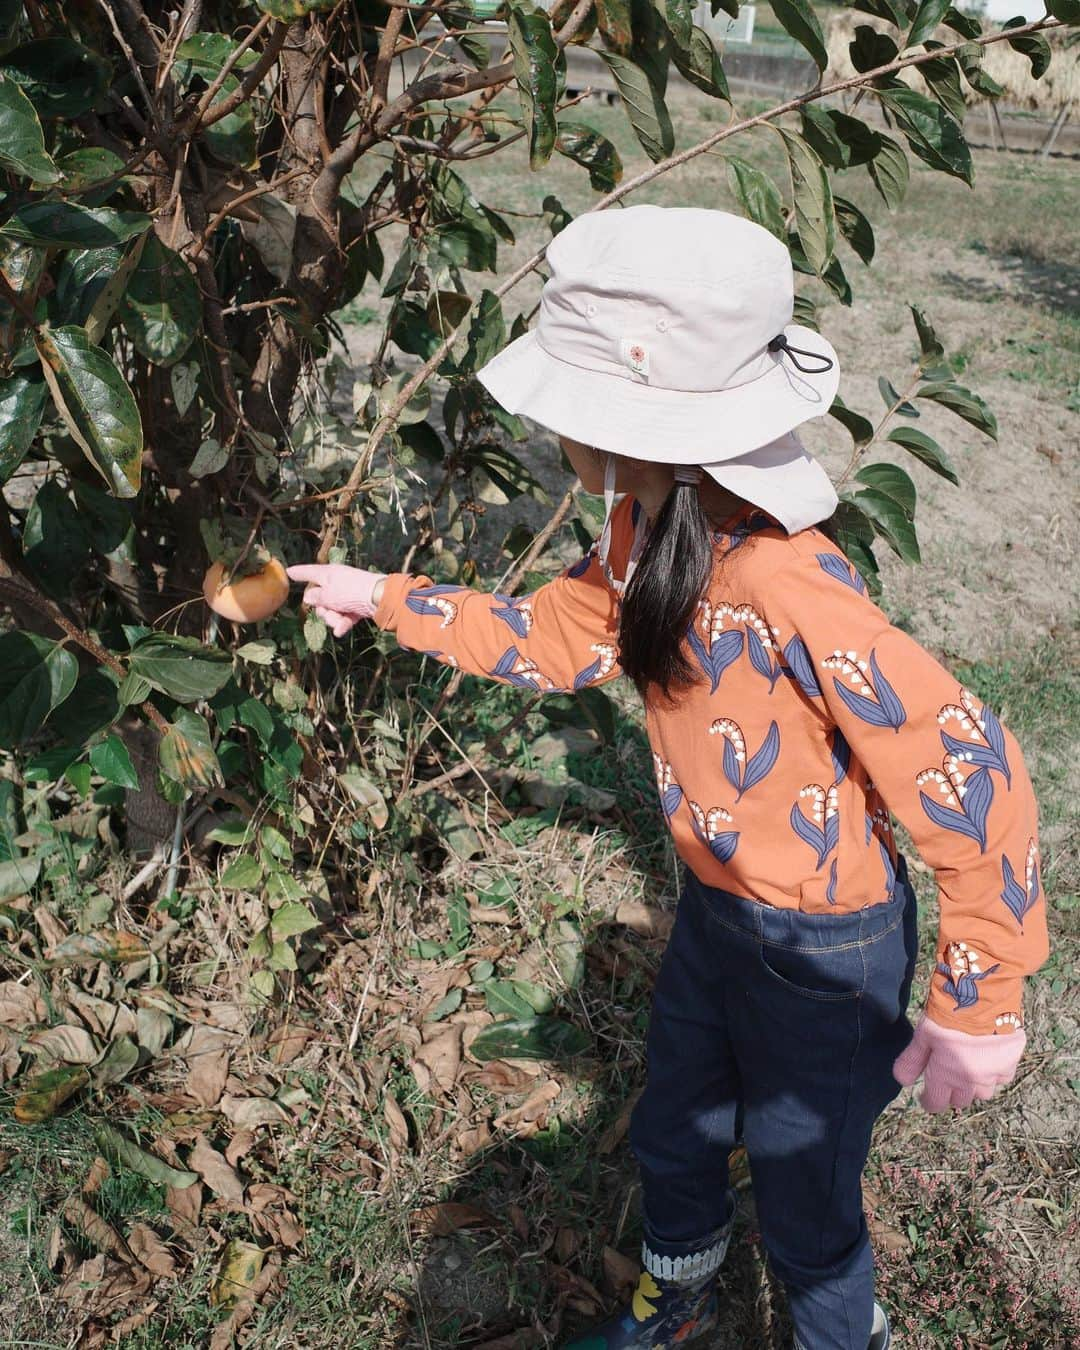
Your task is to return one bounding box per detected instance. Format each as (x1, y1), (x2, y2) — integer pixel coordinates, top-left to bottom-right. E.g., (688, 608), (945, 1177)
(202, 557), (289, 623)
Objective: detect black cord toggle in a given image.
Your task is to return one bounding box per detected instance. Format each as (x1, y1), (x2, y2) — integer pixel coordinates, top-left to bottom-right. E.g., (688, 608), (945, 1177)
(768, 333), (835, 375)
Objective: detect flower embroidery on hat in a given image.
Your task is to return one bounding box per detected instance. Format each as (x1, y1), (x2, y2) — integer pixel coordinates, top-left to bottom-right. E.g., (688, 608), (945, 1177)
(618, 337), (650, 381)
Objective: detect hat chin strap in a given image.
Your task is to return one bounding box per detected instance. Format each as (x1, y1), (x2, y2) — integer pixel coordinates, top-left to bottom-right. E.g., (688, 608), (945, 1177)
(603, 452), (617, 525)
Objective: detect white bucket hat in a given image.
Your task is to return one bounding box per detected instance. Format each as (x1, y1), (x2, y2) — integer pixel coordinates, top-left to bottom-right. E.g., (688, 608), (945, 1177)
(476, 205), (841, 532)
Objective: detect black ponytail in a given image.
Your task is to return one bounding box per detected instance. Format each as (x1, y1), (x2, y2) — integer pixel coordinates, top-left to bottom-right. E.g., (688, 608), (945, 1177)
(619, 483), (713, 698)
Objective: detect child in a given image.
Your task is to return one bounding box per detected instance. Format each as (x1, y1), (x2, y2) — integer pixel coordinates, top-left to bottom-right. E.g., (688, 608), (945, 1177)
(288, 208), (1048, 1350)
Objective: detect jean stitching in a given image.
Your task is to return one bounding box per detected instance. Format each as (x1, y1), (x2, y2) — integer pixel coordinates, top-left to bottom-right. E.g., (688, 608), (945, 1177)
(700, 902), (905, 953)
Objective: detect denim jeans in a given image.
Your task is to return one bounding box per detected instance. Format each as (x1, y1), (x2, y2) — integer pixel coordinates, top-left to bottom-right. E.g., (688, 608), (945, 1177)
(629, 857), (918, 1350)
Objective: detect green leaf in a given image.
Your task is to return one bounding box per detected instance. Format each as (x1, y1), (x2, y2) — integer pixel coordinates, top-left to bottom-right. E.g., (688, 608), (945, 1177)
(886, 425), (959, 484)
(555, 121), (623, 191)
(779, 130), (835, 276)
(175, 32), (260, 73)
(878, 374), (919, 417)
(484, 980), (536, 1020)
(594, 0), (633, 53)
(910, 305), (945, 360)
(463, 289), (505, 374)
(159, 709), (223, 791)
(255, 0), (335, 16)
(848, 486), (921, 562)
(54, 147), (125, 205)
(1004, 22), (1051, 80)
(85, 235), (148, 346)
(853, 0), (916, 24)
(1, 202), (150, 250)
(270, 901), (319, 939)
(470, 1016), (591, 1062)
(34, 325), (143, 497)
(1045, 0), (1080, 20)
(725, 156), (786, 240)
(769, 0), (827, 70)
(833, 195), (875, 264)
(855, 462), (917, 517)
(427, 988), (464, 1022)
(670, 25), (730, 100)
(849, 24), (899, 72)
(49, 669), (122, 744)
(917, 381), (997, 439)
(799, 103), (849, 169)
(825, 110), (882, 167)
(867, 133), (909, 209)
(599, 52), (674, 163)
(22, 479), (89, 599)
(118, 234), (200, 366)
(0, 72), (59, 182)
(942, 6), (981, 39)
(390, 302), (442, 359)
(878, 87), (972, 184)
(51, 246), (123, 327)
(94, 1123), (198, 1190)
(129, 633), (232, 703)
(88, 735), (139, 790)
(0, 372), (46, 482)
(660, 0), (694, 49)
(919, 55), (966, 122)
(830, 502), (881, 595)
(0, 632), (78, 748)
(955, 43), (1004, 98)
(507, 6), (559, 170)
(907, 0), (950, 48)
(0, 38), (109, 118)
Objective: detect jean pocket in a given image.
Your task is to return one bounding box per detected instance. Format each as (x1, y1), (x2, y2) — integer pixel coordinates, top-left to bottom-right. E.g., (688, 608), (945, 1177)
(757, 938), (865, 1002)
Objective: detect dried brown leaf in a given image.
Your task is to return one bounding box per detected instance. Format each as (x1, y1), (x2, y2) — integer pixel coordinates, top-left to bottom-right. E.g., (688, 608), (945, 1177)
(602, 1245), (639, 1298)
(411, 1202), (498, 1237)
(33, 904), (68, 950)
(412, 1025), (462, 1099)
(62, 1198), (133, 1264)
(615, 900), (674, 940)
(452, 1120), (492, 1159)
(55, 1254), (152, 1317)
(128, 1223), (178, 1279)
(494, 1080), (561, 1131)
(165, 1180), (202, 1238)
(82, 1156), (110, 1195)
(65, 989), (138, 1040)
(463, 1061), (540, 1093)
(27, 1023), (98, 1065)
(598, 1089), (643, 1155)
(178, 1025), (232, 1109)
(189, 1134), (245, 1206)
(0, 980), (45, 1028)
(46, 929), (149, 966)
(383, 1092), (409, 1153)
(267, 1023), (313, 1065)
(225, 1130), (256, 1167)
(219, 1094), (290, 1131)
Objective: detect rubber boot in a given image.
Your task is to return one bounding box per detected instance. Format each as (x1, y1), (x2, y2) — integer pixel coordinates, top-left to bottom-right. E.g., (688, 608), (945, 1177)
(561, 1201), (735, 1350)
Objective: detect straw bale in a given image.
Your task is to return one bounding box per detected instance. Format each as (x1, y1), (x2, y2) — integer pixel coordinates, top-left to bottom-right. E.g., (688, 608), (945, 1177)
(824, 13), (1079, 112)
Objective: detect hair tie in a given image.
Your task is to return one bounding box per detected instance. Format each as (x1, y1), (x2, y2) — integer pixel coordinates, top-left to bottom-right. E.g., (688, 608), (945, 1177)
(768, 333), (835, 375)
(673, 464), (703, 485)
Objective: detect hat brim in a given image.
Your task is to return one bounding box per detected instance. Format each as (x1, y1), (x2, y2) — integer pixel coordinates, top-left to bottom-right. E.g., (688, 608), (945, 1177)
(701, 434), (838, 535)
(475, 324), (840, 463)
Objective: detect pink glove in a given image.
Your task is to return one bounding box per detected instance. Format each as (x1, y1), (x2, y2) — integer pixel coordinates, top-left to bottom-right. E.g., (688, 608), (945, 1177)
(893, 1015), (1026, 1113)
(286, 563), (387, 638)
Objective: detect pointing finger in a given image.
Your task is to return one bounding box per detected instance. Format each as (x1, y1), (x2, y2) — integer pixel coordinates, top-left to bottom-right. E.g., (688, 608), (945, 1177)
(286, 564), (326, 583)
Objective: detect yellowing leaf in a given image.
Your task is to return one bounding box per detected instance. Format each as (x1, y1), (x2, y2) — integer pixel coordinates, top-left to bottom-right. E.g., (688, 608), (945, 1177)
(13, 1064), (89, 1121)
(210, 1239), (265, 1308)
(46, 928), (149, 967)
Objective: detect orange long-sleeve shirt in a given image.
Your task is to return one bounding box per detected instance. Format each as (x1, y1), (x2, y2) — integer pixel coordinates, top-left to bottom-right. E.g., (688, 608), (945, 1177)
(374, 498), (1048, 1035)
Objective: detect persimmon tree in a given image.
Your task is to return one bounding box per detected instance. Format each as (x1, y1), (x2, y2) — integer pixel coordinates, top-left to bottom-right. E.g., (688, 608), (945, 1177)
(0, 0), (1072, 901)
